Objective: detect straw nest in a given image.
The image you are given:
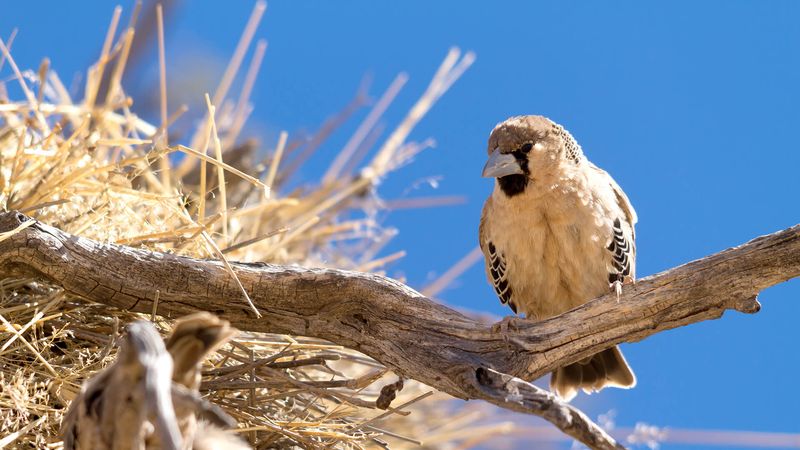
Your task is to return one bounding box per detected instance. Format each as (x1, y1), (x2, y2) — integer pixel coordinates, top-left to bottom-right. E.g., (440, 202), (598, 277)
(0, 3), (514, 449)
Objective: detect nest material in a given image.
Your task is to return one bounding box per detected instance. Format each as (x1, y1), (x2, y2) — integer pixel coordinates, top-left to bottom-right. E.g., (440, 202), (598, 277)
(0, 4), (512, 449)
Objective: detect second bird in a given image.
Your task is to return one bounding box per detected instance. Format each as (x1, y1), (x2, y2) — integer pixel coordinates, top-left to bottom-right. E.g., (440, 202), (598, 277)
(479, 115), (637, 401)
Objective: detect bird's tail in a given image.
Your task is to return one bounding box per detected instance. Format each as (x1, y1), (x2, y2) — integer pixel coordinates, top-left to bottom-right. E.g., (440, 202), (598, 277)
(550, 346), (636, 401)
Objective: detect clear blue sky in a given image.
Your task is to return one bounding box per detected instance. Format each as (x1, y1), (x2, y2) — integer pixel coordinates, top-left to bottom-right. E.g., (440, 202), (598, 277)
(3, 2), (799, 449)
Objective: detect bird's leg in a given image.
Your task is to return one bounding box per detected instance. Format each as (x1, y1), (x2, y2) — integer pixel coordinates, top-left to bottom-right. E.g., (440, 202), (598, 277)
(610, 275), (635, 301)
(610, 280), (623, 300)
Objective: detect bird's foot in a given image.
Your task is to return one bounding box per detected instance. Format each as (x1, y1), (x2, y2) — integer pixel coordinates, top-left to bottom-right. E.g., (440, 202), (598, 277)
(491, 315), (526, 337)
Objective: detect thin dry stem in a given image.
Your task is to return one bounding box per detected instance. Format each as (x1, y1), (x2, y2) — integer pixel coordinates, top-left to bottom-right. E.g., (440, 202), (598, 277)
(0, 6), (505, 449)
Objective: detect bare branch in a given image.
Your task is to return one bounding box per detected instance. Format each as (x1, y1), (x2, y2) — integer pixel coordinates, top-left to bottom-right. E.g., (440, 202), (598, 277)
(2, 211), (798, 449)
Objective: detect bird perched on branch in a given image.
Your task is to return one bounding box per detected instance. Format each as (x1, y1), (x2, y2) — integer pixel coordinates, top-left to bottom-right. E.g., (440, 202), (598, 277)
(479, 115), (637, 401)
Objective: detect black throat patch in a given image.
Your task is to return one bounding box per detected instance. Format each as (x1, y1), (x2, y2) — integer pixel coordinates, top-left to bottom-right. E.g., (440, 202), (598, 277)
(496, 150), (529, 197)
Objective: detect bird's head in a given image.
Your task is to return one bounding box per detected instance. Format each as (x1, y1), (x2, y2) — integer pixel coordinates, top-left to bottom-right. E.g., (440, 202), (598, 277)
(482, 115), (583, 196)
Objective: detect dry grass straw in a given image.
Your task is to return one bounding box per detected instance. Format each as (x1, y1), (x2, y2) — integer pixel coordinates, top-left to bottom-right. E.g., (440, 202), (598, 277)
(0, 3), (511, 449)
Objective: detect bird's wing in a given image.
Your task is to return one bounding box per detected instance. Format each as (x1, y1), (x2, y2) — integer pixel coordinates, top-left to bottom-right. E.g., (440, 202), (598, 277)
(609, 175), (637, 281)
(608, 172), (638, 228)
(590, 163), (637, 281)
(608, 217), (635, 282)
(479, 198), (517, 314)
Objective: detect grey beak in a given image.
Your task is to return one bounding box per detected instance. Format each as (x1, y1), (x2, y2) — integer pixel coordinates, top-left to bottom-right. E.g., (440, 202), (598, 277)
(482, 149), (524, 178)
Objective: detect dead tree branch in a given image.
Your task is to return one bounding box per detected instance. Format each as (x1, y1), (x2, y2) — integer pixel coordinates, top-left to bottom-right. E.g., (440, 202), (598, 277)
(2, 211), (798, 449)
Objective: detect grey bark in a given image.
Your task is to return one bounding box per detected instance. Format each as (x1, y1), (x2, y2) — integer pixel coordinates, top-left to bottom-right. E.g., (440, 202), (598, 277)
(3, 212), (796, 450)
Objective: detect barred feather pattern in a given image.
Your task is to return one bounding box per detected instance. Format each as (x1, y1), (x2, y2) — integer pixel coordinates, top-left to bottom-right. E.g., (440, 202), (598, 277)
(486, 242), (516, 313)
(607, 217), (633, 285)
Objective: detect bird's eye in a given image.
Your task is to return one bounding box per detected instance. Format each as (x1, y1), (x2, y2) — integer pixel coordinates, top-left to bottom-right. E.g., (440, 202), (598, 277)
(520, 143), (533, 153)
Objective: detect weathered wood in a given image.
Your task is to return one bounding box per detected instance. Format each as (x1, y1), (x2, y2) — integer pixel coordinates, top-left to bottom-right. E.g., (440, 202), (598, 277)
(61, 312), (244, 450)
(4, 211), (798, 449)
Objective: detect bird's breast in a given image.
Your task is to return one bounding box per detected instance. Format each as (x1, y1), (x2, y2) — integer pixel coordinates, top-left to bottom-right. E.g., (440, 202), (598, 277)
(487, 186), (612, 319)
